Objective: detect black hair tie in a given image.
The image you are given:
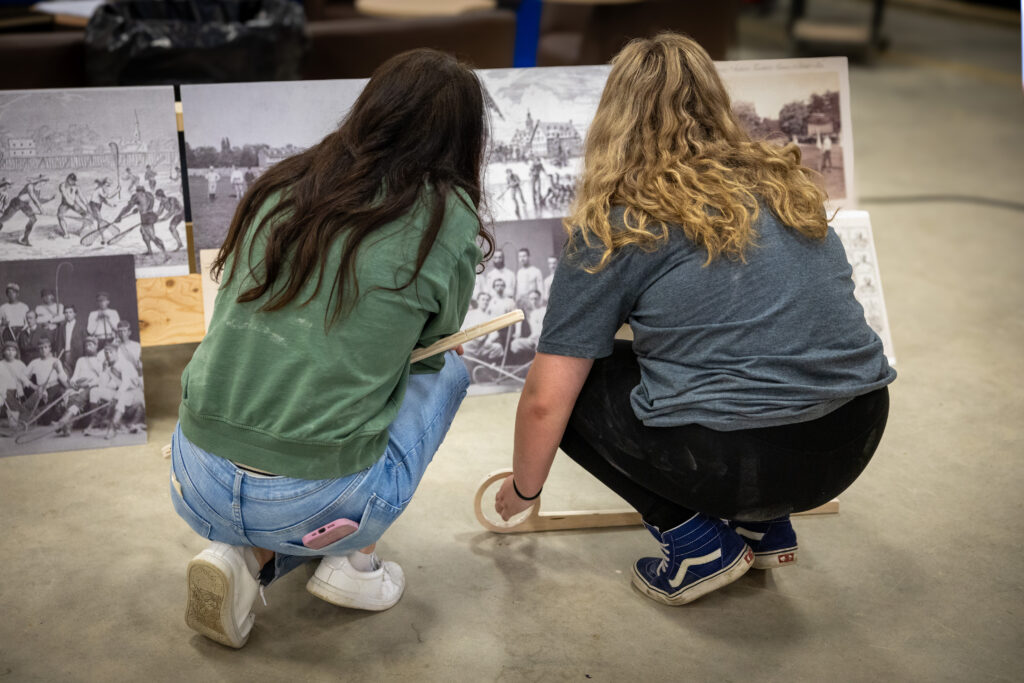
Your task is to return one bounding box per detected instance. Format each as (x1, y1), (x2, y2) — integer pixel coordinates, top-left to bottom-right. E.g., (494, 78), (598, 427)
(512, 478), (541, 501)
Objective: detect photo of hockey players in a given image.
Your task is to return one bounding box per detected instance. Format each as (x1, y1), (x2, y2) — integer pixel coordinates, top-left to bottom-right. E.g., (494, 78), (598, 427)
(461, 217), (565, 396)
(477, 65), (610, 223)
(0, 255), (146, 457)
(716, 57), (855, 208)
(181, 79), (367, 266)
(0, 87), (187, 278)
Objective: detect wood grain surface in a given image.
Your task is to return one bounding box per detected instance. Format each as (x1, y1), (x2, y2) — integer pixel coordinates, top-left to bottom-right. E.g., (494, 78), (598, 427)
(136, 275), (205, 347)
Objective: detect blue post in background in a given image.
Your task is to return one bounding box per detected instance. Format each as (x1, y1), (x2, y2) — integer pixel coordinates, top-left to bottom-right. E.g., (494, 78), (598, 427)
(513, 0), (542, 67)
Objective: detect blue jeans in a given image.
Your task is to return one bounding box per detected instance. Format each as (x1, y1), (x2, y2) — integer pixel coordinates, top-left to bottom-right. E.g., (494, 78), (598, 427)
(169, 351), (469, 583)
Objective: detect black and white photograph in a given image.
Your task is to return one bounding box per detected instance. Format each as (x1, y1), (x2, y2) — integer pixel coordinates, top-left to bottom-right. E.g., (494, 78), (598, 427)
(0, 87), (187, 278)
(716, 57), (856, 208)
(477, 65), (610, 223)
(181, 79), (367, 266)
(831, 210), (894, 364)
(461, 217), (565, 395)
(0, 254), (146, 457)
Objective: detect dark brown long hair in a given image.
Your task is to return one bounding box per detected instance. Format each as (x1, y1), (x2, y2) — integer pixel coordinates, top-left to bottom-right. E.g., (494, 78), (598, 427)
(213, 48), (493, 327)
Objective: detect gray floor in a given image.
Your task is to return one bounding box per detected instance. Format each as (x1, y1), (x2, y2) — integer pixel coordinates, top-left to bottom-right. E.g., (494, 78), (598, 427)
(2, 3), (1022, 681)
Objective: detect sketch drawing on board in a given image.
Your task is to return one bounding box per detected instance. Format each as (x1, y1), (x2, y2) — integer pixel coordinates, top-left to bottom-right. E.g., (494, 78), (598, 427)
(461, 217), (565, 395)
(716, 57), (856, 209)
(181, 79), (367, 265)
(0, 254), (146, 457)
(477, 66), (610, 224)
(830, 210), (894, 364)
(0, 87), (187, 278)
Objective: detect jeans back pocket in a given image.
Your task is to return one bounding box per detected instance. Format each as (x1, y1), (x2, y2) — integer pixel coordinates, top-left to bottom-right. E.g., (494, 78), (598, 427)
(274, 493), (402, 557)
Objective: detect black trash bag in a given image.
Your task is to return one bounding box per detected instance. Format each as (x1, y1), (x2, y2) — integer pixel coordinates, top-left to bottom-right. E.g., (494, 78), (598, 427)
(85, 0), (309, 86)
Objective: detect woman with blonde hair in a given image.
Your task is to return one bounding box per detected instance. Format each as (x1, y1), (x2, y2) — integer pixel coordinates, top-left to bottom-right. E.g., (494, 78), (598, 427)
(495, 33), (895, 605)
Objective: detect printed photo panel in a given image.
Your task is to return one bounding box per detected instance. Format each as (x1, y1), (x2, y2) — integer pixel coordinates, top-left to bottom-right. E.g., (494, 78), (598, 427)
(0, 254), (147, 457)
(462, 217), (566, 396)
(477, 65), (611, 223)
(716, 57), (856, 209)
(0, 87), (187, 278)
(180, 79), (367, 267)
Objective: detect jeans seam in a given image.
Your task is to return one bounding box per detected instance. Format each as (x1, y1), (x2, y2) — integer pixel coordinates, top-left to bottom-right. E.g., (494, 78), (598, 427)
(389, 368), (467, 468)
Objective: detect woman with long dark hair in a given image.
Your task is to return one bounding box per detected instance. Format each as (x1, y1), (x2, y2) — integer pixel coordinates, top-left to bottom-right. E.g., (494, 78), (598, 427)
(170, 49), (492, 648)
(495, 33), (895, 605)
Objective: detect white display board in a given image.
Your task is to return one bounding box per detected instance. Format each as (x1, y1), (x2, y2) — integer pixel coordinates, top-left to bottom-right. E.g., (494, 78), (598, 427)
(831, 210), (896, 364)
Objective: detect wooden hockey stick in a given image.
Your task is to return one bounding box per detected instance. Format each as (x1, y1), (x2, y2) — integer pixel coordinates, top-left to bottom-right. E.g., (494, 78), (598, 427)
(80, 220), (133, 246)
(474, 469), (640, 534)
(410, 309), (524, 364)
(158, 310), (528, 458)
(15, 399), (113, 445)
(474, 468), (839, 534)
(106, 222), (141, 245)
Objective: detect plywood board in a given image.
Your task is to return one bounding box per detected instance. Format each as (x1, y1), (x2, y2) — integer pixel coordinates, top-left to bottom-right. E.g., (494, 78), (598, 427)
(199, 248), (220, 334)
(136, 274), (204, 347)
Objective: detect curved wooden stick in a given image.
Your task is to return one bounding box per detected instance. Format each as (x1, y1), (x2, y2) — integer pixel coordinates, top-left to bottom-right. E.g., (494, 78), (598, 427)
(411, 310), (524, 364)
(474, 469), (839, 534)
(474, 468), (642, 534)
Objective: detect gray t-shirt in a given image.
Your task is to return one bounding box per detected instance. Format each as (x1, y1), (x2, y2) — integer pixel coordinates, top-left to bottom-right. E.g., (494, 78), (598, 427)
(537, 208), (896, 431)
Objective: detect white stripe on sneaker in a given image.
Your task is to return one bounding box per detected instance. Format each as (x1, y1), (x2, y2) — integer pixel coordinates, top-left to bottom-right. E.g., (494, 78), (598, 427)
(734, 527), (766, 541)
(668, 549), (722, 588)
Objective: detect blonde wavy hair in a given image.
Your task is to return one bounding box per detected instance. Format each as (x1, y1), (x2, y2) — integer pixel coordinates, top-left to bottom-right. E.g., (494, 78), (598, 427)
(568, 32), (829, 270)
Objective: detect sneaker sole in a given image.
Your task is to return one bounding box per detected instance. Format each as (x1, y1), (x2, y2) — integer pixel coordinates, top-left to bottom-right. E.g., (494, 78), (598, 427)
(632, 546), (754, 606)
(185, 557), (248, 648)
(306, 575), (401, 612)
(752, 546), (798, 570)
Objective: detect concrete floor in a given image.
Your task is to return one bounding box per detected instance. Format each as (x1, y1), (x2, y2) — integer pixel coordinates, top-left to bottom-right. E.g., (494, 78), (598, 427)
(1, 3), (1022, 681)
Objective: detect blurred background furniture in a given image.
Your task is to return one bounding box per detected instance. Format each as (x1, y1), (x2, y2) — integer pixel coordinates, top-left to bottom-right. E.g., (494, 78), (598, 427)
(303, 8), (517, 79)
(788, 0), (889, 61)
(0, 29), (86, 88)
(0, 2), (517, 89)
(0, 0), (739, 90)
(537, 0), (739, 66)
(354, 0), (497, 17)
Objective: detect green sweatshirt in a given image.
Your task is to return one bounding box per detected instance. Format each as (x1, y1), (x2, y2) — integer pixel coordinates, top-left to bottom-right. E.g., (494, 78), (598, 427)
(179, 189), (481, 479)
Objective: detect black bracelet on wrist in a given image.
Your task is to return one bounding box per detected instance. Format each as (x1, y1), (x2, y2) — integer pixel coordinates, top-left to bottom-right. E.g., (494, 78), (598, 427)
(512, 478), (542, 501)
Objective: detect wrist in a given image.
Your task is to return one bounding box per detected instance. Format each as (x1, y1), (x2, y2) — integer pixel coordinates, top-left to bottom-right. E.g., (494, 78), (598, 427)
(512, 477), (542, 501)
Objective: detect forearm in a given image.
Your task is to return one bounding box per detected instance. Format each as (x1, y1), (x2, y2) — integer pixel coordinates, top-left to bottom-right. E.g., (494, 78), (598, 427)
(495, 353), (592, 519)
(512, 354), (593, 493)
(511, 386), (571, 496)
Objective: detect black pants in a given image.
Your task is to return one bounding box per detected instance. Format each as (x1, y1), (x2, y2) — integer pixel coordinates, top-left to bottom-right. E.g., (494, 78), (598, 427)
(560, 341), (890, 528)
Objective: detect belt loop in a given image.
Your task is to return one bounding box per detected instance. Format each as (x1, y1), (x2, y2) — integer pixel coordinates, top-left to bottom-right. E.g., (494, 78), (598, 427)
(232, 470), (245, 532)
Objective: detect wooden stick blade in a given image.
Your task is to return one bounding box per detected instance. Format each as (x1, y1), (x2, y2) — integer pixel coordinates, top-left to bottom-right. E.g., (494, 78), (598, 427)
(411, 310), (524, 364)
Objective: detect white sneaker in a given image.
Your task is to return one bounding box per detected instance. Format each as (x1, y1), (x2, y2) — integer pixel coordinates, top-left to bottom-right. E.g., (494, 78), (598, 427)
(306, 554), (405, 611)
(185, 543), (261, 648)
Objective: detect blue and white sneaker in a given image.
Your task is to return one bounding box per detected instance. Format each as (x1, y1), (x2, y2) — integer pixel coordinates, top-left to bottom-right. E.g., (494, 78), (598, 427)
(632, 515), (754, 605)
(729, 517), (798, 569)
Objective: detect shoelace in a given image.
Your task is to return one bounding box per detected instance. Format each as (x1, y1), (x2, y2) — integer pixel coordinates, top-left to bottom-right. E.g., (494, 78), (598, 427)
(656, 540), (671, 576)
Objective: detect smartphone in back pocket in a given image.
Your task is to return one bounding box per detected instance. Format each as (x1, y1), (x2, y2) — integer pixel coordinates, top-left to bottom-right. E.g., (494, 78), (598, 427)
(302, 518), (359, 549)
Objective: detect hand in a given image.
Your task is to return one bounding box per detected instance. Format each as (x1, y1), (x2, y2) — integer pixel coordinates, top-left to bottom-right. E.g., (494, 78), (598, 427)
(454, 344), (464, 356)
(494, 474), (535, 521)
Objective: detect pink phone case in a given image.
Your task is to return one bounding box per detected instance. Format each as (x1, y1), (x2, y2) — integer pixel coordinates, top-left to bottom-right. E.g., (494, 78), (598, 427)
(302, 518), (359, 549)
